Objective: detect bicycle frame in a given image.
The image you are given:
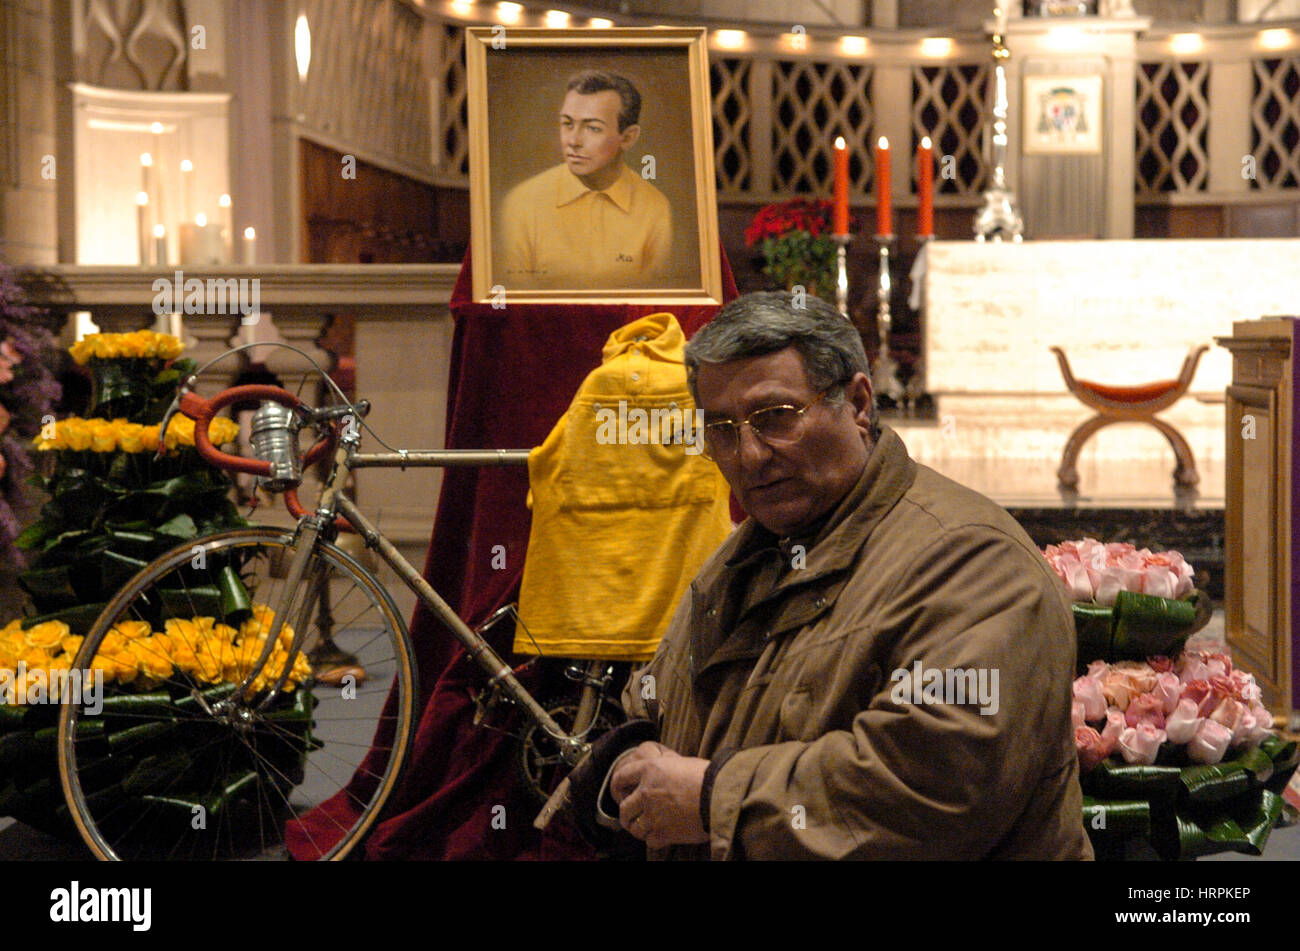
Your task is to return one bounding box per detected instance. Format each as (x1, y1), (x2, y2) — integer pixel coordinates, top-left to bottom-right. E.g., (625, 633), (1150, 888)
(171, 371), (597, 776)
(275, 434), (591, 768)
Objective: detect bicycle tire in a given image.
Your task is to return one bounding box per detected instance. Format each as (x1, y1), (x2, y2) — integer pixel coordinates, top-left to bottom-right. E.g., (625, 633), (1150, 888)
(57, 527), (416, 861)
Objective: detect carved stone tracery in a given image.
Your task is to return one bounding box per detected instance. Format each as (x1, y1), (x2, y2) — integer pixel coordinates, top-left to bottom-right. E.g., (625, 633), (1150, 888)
(79, 0), (189, 91)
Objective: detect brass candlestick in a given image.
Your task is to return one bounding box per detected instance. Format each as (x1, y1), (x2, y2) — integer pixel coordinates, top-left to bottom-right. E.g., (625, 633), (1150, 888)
(873, 234), (903, 402)
(834, 233), (851, 318)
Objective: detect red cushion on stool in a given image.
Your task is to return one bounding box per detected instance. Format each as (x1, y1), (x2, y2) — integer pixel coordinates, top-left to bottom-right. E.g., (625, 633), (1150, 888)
(1076, 379), (1179, 403)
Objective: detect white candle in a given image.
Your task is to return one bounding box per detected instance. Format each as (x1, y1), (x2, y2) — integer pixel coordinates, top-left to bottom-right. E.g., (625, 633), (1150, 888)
(218, 194), (232, 263)
(153, 224), (167, 266)
(242, 226), (256, 266)
(180, 158), (194, 224)
(179, 214), (226, 266)
(136, 191), (149, 265)
(149, 123), (165, 228)
(140, 153), (154, 213)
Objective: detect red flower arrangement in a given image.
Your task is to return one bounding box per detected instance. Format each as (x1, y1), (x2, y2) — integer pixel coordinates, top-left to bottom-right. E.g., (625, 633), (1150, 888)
(745, 199), (859, 301)
(744, 198), (839, 247)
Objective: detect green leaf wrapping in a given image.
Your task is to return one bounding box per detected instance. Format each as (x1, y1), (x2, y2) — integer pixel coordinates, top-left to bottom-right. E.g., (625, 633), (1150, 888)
(1179, 760), (1254, 804)
(0, 684), (316, 844)
(17, 563), (79, 606)
(1260, 734), (1299, 772)
(1082, 795), (1151, 837)
(14, 521), (48, 551)
(158, 585), (224, 622)
(1072, 603), (1114, 666)
(1072, 592), (1199, 666)
(1111, 590), (1198, 659)
(1168, 789), (1285, 859)
(19, 602), (107, 638)
(1083, 741), (1300, 860)
(217, 565), (253, 624)
(1084, 758), (1184, 805)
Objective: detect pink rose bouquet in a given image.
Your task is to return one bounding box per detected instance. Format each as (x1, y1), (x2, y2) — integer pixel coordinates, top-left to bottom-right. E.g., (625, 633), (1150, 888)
(1043, 539), (1194, 606)
(1072, 651), (1276, 771)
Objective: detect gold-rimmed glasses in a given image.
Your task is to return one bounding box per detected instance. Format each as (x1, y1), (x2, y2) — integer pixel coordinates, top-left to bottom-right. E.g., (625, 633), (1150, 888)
(700, 389), (834, 461)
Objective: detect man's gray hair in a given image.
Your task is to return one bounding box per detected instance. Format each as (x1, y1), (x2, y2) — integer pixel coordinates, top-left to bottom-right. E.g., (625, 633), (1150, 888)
(685, 291), (877, 432)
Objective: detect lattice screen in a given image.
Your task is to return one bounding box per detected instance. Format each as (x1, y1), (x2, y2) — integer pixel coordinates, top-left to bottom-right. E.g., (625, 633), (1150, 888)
(439, 24), (469, 176)
(1250, 56), (1300, 189)
(911, 64), (989, 195)
(1135, 60), (1211, 194)
(712, 58), (753, 193)
(769, 60), (874, 196)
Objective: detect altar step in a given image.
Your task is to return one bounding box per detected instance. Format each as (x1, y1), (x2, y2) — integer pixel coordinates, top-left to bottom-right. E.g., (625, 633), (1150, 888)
(892, 393), (1226, 505)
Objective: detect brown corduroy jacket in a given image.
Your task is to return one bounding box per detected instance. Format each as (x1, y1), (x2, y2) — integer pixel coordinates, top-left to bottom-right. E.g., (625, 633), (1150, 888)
(623, 425), (1094, 860)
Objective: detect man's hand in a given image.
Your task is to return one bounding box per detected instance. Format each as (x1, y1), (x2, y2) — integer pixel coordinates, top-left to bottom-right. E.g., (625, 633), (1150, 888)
(609, 741), (710, 850)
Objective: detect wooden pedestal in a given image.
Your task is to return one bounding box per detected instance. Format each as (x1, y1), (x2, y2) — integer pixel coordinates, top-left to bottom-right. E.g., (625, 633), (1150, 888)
(1216, 319), (1299, 726)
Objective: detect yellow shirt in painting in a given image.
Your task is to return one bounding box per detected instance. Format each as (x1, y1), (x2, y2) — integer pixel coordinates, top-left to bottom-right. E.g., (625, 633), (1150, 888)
(500, 162), (672, 289)
(514, 312), (732, 661)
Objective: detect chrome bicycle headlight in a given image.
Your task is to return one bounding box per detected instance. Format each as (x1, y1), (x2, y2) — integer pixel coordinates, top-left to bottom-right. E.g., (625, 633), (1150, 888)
(249, 400), (303, 491)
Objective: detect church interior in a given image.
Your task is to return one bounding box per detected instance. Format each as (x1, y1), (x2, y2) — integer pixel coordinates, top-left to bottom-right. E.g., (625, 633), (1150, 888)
(1, 0), (1299, 870)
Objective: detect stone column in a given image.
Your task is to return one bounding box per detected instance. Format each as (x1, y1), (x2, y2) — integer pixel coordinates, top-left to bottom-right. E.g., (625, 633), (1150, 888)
(0, 0), (58, 264)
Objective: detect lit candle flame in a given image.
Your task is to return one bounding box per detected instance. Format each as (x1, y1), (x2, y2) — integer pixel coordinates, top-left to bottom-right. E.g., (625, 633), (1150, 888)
(835, 136), (846, 150)
(136, 191), (149, 206)
(180, 159), (193, 173)
(878, 137), (889, 150)
(140, 153), (153, 167)
(195, 213), (207, 227)
(153, 224), (166, 238)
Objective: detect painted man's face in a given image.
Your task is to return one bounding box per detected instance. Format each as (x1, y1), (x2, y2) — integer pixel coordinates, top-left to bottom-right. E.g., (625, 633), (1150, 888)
(558, 89), (635, 179)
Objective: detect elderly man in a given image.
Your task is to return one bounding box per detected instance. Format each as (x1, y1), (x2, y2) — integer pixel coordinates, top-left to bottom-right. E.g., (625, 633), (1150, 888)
(500, 70), (671, 289)
(608, 291), (1092, 860)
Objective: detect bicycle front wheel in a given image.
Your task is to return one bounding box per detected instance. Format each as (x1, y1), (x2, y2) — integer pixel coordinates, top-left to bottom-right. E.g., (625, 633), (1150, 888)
(57, 528), (416, 860)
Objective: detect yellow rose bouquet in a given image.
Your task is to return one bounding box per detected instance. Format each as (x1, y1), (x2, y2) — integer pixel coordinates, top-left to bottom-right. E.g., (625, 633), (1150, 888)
(0, 605), (318, 844)
(16, 332), (247, 637)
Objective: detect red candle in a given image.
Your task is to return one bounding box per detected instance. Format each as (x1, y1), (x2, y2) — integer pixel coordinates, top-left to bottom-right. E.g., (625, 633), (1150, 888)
(875, 137), (892, 237)
(917, 135), (934, 238)
(832, 136), (849, 236)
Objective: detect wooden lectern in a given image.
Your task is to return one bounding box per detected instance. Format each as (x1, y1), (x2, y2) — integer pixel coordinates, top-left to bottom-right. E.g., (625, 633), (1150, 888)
(1216, 319), (1298, 727)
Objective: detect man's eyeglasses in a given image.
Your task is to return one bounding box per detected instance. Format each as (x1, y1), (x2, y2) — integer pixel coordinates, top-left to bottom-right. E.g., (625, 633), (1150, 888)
(700, 389), (834, 461)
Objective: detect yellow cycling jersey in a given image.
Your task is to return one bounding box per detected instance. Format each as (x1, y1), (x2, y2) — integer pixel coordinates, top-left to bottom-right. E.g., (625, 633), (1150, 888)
(513, 312), (733, 661)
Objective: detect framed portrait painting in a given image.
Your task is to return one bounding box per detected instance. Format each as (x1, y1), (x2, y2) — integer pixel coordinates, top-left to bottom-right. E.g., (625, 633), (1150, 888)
(466, 27), (723, 305)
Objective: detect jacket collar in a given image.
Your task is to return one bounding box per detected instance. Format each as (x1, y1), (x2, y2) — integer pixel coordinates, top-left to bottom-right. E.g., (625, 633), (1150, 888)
(554, 162), (636, 213)
(600, 311), (685, 364)
(692, 425), (916, 676)
(726, 424), (916, 579)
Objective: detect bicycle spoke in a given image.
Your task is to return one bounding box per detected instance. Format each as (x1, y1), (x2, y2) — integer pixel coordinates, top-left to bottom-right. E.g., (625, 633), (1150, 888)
(62, 532), (415, 861)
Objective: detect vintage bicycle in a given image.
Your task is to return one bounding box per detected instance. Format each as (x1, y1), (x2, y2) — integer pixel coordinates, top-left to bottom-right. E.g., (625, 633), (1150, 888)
(55, 345), (624, 860)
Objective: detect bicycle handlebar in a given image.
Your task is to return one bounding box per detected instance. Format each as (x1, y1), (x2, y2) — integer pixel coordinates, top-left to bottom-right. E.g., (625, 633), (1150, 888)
(178, 385), (338, 513)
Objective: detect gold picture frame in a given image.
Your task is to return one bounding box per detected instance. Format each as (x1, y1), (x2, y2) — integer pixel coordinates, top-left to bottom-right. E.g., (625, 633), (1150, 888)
(466, 27), (723, 306)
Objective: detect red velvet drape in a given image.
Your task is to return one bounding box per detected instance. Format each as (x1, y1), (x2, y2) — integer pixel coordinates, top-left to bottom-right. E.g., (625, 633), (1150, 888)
(289, 248), (737, 859)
